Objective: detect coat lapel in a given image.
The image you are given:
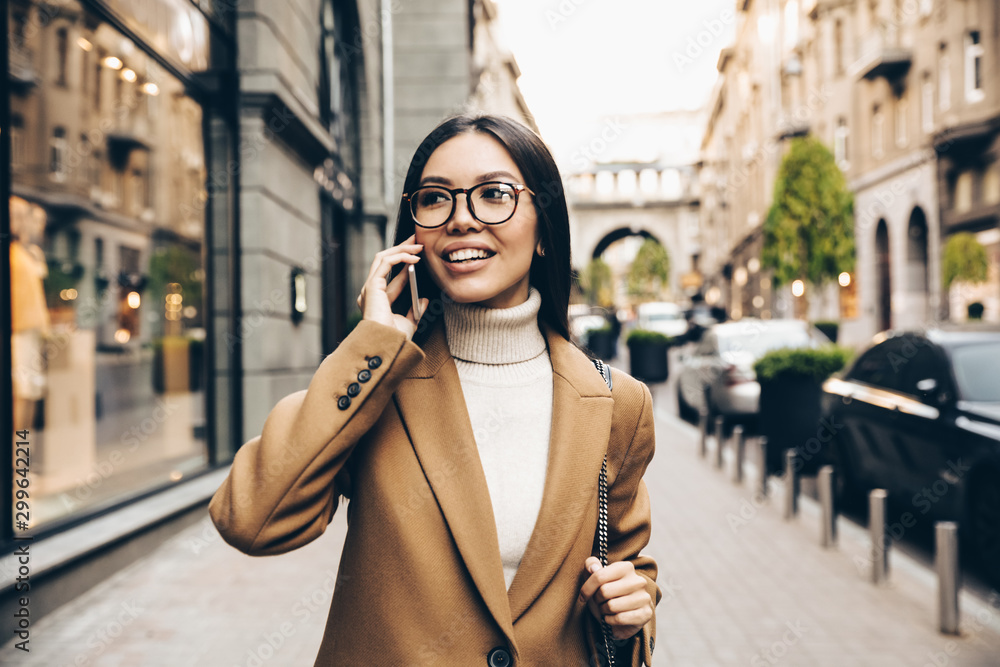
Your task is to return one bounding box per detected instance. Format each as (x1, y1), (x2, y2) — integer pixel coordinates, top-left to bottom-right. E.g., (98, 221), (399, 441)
(393, 317), (515, 645)
(393, 315), (614, 641)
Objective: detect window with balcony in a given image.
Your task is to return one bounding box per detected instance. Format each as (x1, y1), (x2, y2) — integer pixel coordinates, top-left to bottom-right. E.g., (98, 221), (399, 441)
(872, 105), (885, 158)
(895, 96), (908, 147)
(921, 71), (934, 133)
(56, 27), (68, 86)
(834, 116), (849, 167)
(938, 43), (950, 111)
(964, 30), (984, 103)
(50, 126), (68, 181)
(834, 19), (844, 75)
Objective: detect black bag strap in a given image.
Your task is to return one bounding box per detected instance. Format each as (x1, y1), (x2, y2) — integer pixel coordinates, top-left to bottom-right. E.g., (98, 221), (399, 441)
(590, 358), (616, 666)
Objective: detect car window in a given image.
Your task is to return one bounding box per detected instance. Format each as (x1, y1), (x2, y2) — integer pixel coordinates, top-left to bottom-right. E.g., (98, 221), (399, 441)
(717, 326), (812, 357)
(897, 343), (949, 398)
(950, 341), (1000, 402)
(848, 339), (907, 392)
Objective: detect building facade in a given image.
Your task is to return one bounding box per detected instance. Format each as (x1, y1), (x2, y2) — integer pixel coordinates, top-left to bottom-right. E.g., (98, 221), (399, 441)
(698, 0), (999, 346)
(2, 0), (532, 624)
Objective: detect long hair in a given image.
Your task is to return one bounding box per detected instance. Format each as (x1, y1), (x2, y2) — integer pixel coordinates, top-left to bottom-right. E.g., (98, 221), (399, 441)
(390, 113), (572, 341)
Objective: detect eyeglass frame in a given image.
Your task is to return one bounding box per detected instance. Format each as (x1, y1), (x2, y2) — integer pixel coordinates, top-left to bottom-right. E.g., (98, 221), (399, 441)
(401, 181), (536, 229)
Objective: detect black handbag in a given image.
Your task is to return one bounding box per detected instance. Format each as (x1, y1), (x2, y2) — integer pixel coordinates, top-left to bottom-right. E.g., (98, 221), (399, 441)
(591, 359), (618, 667)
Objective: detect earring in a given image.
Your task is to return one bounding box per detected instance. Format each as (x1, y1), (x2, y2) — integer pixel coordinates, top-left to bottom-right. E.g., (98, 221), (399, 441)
(537, 247), (546, 257)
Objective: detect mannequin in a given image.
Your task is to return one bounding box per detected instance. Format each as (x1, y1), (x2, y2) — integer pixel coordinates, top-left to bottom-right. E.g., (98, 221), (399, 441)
(10, 196), (51, 431)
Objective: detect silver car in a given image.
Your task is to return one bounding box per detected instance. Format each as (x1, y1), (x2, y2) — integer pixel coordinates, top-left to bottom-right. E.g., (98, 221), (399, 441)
(676, 319), (831, 423)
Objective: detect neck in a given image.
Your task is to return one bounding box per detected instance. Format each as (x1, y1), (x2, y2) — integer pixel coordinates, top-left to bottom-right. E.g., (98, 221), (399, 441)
(443, 286), (547, 364)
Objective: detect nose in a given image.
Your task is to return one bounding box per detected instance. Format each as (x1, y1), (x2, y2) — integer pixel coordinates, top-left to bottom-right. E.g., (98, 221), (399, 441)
(445, 192), (483, 234)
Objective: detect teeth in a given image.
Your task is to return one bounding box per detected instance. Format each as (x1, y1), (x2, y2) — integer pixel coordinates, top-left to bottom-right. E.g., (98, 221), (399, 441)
(447, 248), (492, 262)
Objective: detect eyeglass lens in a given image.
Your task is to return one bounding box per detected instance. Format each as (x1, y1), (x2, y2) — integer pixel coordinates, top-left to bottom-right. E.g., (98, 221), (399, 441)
(411, 183), (518, 227)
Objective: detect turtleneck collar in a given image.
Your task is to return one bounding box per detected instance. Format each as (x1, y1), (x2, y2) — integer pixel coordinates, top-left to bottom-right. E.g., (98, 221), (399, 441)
(443, 286), (547, 365)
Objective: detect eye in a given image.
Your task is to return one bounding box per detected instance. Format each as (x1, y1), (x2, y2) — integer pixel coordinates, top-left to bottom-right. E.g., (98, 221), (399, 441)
(478, 184), (515, 204)
(417, 189), (451, 208)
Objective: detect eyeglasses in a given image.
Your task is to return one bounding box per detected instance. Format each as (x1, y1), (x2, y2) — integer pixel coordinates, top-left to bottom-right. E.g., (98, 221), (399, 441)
(402, 181), (535, 229)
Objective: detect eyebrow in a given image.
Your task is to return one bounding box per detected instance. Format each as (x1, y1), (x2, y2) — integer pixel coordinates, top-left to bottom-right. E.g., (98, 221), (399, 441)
(419, 170), (520, 187)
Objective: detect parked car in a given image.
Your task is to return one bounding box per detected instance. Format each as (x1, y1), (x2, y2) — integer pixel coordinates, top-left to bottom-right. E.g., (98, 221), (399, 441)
(636, 302), (688, 341)
(819, 327), (1000, 587)
(675, 318), (831, 424)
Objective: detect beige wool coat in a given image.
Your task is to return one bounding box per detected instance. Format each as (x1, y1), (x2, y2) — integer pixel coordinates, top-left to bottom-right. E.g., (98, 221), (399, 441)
(209, 314), (661, 666)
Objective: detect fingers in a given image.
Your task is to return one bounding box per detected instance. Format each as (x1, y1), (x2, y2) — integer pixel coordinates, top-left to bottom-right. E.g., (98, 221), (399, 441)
(578, 560), (638, 606)
(598, 590), (651, 616)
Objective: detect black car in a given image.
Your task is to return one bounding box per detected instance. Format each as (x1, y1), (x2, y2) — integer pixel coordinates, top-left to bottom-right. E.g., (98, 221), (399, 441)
(820, 327), (1000, 586)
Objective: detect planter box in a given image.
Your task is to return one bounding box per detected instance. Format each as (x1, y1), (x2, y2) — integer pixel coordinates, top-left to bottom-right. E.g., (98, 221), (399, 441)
(586, 330), (617, 360)
(758, 377), (824, 475)
(628, 341), (669, 383)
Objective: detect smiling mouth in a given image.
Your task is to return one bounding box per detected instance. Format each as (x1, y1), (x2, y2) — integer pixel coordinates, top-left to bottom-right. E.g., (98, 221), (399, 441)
(444, 249), (497, 264)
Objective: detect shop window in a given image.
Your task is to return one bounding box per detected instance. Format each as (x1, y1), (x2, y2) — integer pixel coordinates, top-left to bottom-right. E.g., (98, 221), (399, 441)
(8, 0), (213, 530)
(964, 31), (984, 103)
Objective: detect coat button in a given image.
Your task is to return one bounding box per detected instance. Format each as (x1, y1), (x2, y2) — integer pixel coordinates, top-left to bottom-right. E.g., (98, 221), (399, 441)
(337, 395), (351, 410)
(367, 356), (382, 370)
(486, 646), (511, 667)
(347, 382), (361, 397)
(357, 369), (371, 383)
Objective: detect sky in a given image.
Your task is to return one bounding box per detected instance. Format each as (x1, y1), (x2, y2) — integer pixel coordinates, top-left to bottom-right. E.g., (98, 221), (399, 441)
(494, 0), (737, 168)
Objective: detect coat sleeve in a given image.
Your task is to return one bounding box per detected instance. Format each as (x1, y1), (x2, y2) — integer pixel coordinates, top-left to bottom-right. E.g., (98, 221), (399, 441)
(208, 319), (426, 556)
(608, 379), (660, 666)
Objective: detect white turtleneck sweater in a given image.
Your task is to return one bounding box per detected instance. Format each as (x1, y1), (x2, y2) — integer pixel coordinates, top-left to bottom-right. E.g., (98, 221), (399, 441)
(443, 286), (554, 591)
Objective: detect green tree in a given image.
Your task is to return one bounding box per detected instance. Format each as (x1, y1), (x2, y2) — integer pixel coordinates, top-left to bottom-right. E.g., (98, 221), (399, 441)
(762, 136), (855, 312)
(627, 239), (670, 299)
(580, 257), (614, 307)
(942, 232), (988, 289)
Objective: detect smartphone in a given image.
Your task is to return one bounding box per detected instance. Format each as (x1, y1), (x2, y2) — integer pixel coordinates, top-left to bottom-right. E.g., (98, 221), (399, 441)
(408, 263), (422, 320)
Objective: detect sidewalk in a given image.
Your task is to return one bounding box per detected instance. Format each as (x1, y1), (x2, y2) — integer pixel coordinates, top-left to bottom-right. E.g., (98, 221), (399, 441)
(644, 382), (1000, 667)
(4, 383), (1000, 666)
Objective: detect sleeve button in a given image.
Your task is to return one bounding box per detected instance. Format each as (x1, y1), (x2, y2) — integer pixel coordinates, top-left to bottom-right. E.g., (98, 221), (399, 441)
(357, 369), (371, 383)
(347, 382), (361, 397)
(337, 395), (351, 410)
(367, 356), (382, 370)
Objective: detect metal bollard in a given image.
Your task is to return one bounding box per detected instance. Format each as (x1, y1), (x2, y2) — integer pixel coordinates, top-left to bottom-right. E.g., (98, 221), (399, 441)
(699, 409), (709, 458)
(783, 449), (799, 519)
(732, 425), (745, 484)
(714, 416), (725, 469)
(935, 522), (960, 635)
(818, 465), (837, 548)
(758, 437), (768, 498)
(869, 489), (889, 584)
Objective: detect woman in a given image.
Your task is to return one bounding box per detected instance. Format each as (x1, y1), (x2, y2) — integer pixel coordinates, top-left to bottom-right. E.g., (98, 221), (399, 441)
(210, 114), (660, 666)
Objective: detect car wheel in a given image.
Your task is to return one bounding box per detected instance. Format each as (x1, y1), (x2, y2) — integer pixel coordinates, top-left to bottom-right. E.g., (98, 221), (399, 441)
(968, 470), (1000, 589)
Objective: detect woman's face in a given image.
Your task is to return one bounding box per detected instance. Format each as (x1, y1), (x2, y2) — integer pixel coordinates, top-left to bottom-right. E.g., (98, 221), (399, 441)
(414, 132), (541, 309)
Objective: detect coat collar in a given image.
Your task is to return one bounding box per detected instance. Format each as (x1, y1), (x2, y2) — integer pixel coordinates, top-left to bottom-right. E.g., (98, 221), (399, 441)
(393, 314), (614, 651)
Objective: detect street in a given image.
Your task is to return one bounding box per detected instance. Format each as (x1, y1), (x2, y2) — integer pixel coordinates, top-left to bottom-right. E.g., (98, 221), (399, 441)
(5, 352), (1000, 666)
